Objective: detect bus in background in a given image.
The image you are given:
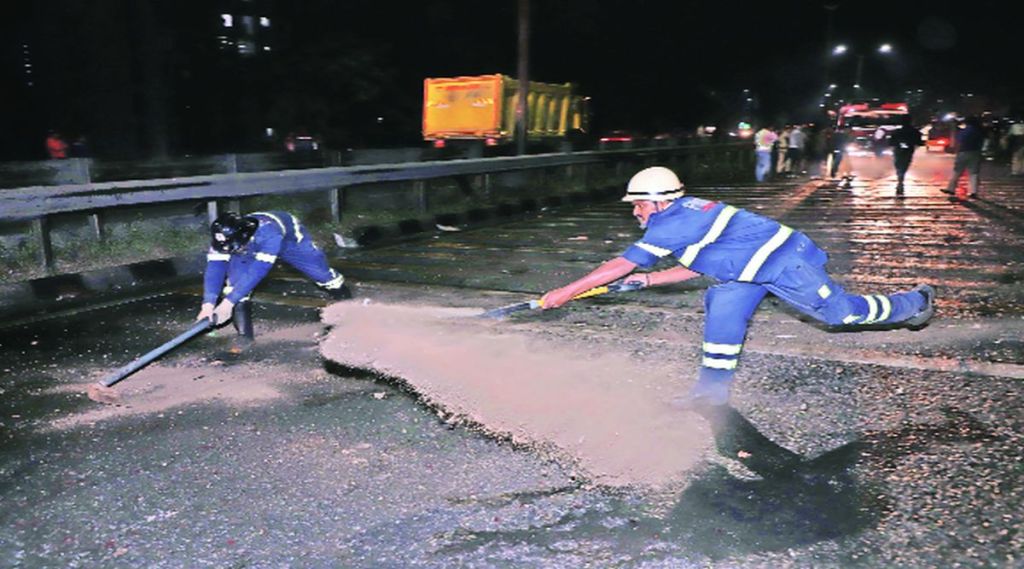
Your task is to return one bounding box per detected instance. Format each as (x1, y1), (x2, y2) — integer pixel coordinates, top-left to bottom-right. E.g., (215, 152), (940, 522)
(836, 102), (909, 156)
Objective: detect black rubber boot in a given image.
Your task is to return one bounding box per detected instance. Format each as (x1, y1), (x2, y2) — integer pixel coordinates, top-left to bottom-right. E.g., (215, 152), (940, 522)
(230, 299), (255, 353)
(904, 285), (935, 330)
(327, 283), (353, 301)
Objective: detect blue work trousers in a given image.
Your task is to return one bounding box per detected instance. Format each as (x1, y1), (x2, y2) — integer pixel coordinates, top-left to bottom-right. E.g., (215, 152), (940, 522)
(699, 251), (924, 382)
(755, 150), (772, 182)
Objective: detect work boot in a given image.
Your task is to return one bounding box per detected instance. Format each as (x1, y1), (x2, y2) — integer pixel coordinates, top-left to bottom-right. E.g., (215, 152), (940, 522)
(672, 375), (733, 411)
(230, 299), (255, 353)
(904, 284), (935, 329)
(327, 283), (353, 301)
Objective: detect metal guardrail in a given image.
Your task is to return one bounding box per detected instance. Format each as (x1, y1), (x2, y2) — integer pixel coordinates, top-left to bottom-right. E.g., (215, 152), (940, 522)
(0, 143), (753, 269)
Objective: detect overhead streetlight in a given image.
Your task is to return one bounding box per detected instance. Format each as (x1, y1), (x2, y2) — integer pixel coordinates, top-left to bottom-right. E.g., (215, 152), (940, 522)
(831, 42), (894, 96)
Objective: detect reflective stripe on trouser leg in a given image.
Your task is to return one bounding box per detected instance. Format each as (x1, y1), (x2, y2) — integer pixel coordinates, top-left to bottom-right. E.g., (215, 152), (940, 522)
(278, 239), (342, 287)
(701, 282), (767, 380)
(764, 260), (920, 326)
(317, 269), (345, 290)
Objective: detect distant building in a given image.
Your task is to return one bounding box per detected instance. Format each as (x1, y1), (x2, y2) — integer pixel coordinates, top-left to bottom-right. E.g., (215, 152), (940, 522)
(0, 0), (277, 160)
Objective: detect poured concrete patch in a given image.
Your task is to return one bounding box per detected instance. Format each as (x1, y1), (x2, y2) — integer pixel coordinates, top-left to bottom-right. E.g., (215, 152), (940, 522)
(320, 302), (711, 489)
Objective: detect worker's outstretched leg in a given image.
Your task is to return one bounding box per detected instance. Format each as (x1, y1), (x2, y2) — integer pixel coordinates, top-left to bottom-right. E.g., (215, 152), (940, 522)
(676, 282), (767, 409)
(280, 240), (351, 300)
(766, 261), (933, 329)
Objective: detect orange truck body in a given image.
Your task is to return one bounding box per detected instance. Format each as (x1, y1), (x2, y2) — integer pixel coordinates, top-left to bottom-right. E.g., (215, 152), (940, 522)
(422, 74), (588, 143)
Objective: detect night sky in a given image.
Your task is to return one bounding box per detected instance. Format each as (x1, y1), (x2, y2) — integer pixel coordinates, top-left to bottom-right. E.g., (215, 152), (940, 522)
(3, 0), (1021, 159)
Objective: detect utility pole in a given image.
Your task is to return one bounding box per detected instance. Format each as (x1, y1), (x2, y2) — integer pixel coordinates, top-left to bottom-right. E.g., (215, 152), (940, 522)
(823, 2), (838, 90)
(515, 0), (529, 156)
(855, 54), (864, 93)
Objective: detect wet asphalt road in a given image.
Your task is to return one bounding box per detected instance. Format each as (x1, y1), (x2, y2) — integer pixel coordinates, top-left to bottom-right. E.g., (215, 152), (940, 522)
(1, 152), (1023, 568)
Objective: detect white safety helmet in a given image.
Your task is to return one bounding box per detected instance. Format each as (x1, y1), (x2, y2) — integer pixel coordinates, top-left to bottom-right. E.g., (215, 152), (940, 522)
(622, 166), (686, 202)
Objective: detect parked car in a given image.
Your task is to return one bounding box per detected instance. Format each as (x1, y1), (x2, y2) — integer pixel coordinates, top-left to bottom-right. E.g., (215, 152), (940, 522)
(925, 122), (955, 153)
(598, 130), (648, 150)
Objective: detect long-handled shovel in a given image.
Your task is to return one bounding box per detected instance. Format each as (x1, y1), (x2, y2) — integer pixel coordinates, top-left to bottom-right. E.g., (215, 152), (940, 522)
(479, 282), (643, 319)
(86, 318), (214, 404)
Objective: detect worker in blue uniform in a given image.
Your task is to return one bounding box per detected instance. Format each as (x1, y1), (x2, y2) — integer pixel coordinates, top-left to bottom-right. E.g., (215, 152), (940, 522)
(541, 166), (934, 408)
(197, 211), (350, 347)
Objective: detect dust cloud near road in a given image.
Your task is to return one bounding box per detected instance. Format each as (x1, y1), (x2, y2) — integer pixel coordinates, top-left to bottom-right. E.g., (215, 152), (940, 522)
(320, 301), (710, 489)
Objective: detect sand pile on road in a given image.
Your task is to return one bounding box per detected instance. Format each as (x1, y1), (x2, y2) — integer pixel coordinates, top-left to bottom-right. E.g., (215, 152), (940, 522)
(320, 302), (710, 489)
(49, 363), (296, 430)
(47, 323), (326, 430)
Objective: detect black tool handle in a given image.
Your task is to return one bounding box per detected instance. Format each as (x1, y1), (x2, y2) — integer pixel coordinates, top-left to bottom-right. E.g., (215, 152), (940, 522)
(99, 319), (213, 388)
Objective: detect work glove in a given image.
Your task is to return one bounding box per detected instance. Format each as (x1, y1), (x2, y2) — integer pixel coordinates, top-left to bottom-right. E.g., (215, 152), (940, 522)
(212, 300), (235, 326)
(197, 302), (215, 322)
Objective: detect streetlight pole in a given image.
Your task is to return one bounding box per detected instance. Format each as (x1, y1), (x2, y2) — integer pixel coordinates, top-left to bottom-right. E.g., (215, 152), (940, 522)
(855, 54), (864, 93)
(515, 0), (530, 156)
(823, 3), (839, 90)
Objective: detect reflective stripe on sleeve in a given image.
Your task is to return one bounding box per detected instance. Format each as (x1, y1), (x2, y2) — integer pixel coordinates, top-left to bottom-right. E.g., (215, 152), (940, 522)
(207, 252), (230, 261)
(250, 212), (287, 234)
(817, 284), (832, 299)
(738, 225), (793, 282)
(680, 206), (737, 267)
(636, 242), (673, 257)
(702, 357), (738, 370)
(703, 342), (743, 356)
(255, 252), (277, 263)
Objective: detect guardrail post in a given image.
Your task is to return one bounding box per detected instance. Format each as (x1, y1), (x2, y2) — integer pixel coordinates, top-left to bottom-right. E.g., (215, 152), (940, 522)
(481, 174), (491, 200)
(207, 201), (219, 224)
(33, 217), (54, 270)
(414, 180), (428, 212)
(223, 154), (238, 174)
(88, 212), (104, 240)
(329, 187), (345, 223)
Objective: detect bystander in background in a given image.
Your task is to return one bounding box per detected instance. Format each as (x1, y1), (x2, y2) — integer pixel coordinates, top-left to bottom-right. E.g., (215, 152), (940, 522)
(888, 115), (924, 197)
(942, 116), (986, 199)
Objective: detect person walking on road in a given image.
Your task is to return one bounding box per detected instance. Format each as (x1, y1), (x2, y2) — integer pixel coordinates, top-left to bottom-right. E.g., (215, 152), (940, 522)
(198, 211), (351, 350)
(787, 125), (807, 174)
(830, 127), (853, 187)
(754, 126), (778, 182)
(888, 115), (924, 196)
(1007, 119), (1024, 176)
(775, 126), (791, 177)
(540, 166), (935, 408)
(943, 116), (986, 199)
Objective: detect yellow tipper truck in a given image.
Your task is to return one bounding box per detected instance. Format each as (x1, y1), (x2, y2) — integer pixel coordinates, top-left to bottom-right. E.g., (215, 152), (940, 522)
(422, 74), (588, 148)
